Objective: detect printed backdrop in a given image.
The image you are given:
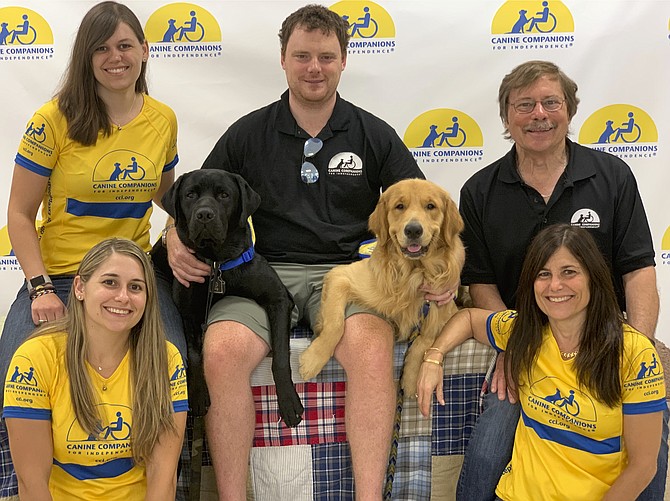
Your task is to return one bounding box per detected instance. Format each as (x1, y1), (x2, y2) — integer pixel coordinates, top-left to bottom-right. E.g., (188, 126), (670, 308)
(1, 0), (669, 342)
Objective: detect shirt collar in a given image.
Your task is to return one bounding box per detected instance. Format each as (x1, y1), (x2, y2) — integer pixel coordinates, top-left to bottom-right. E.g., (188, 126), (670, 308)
(274, 90), (350, 139)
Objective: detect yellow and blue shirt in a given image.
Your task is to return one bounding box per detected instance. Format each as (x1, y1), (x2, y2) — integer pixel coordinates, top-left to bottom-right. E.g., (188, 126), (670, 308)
(15, 96), (178, 274)
(3, 332), (187, 500)
(487, 310), (666, 501)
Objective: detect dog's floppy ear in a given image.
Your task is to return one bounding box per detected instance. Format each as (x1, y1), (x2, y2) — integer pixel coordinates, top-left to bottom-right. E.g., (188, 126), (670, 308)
(232, 173), (261, 228)
(368, 191), (390, 245)
(161, 172), (185, 220)
(440, 190), (464, 246)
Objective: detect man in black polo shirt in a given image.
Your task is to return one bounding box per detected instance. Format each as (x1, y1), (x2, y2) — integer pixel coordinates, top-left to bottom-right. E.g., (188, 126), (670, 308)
(457, 60), (664, 500)
(164, 5), (448, 500)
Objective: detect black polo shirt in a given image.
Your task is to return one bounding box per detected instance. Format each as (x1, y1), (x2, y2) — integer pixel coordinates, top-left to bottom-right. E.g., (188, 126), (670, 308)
(201, 91), (423, 264)
(460, 139), (654, 311)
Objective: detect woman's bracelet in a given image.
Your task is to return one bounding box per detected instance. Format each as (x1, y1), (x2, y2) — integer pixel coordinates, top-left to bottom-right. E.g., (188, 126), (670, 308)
(421, 358), (443, 367)
(30, 287), (56, 301)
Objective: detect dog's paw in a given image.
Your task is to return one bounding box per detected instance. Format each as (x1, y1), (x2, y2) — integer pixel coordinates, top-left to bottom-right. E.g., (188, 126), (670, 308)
(276, 383), (304, 428)
(401, 371), (419, 398)
(299, 346), (330, 381)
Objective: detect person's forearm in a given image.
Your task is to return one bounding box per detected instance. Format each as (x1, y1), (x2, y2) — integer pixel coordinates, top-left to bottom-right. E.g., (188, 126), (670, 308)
(602, 463), (655, 501)
(8, 212), (48, 279)
(623, 267), (659, 339)
(432, 308), (493, 355)
(146, 474), (177, 501)
(17, 479), (52, 501)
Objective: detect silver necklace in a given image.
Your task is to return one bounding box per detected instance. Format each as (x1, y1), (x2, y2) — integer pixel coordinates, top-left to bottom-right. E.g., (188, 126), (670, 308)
(109, 93), (138, 130)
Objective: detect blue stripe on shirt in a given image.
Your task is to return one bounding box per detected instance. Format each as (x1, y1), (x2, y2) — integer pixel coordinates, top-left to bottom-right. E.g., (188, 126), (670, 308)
(623, 398), (667, 415)
(66, 199), (151, 219)
(164, 154), (179, 172)
(54, 457), (134, 480)
(173, 399), (189, 413)
(486, 313), (503, 353)
(15, 154), (51, 177)
(521, 408), (621, 454)
(2, 406), (51, 420)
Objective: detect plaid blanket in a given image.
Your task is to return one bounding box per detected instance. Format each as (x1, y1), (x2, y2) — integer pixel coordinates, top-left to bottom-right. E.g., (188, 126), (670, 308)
(191, 327), (494, 500)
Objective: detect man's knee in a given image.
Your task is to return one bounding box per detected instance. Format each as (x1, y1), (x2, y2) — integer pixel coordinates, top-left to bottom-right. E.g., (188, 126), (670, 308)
(203, 321), (268, 378)
(335, 313), (393, 371)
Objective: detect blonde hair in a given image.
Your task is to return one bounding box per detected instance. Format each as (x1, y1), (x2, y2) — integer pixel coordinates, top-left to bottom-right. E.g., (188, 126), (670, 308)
(33, 238), (175, 464)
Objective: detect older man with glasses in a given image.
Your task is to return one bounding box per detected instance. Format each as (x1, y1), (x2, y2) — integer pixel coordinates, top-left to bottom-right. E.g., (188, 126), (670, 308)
(456, 59), (665, 501)
(163, 5), (449, 500)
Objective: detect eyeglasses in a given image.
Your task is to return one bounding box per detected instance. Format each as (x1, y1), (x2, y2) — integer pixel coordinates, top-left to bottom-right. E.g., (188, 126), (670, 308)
(509, 98), (565, 114)
(300, 137), (323, 184)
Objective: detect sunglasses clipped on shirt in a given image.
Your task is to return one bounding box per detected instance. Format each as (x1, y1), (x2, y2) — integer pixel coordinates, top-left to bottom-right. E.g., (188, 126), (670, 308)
(300, 137), (323, 184)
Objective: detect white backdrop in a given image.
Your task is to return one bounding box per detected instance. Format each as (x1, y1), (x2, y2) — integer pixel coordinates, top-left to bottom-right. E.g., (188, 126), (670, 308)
(1, 0), (669, 341)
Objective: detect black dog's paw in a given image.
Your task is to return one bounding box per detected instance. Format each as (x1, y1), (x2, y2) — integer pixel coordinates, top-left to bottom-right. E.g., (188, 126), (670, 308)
(276, 381), (304, 428)
(189, 384), (211, 418)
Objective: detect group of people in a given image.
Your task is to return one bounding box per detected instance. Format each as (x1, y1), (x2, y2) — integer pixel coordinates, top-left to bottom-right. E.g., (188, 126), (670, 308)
(0, 2), (665, 501)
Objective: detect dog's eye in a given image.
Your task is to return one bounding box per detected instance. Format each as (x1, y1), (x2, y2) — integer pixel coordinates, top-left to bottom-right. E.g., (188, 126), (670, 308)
(186, 191), (197, 199)
(395, 203), (404, 210)
(216, 192), (229, 200)
(426, 203), (436, 210)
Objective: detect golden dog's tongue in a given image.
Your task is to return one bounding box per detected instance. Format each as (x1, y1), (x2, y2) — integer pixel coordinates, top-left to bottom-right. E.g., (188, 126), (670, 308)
(407, 244), (422, 253)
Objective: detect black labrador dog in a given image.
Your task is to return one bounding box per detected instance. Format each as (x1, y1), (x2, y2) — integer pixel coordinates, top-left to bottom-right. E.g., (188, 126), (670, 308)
(152, 169), (303, 427)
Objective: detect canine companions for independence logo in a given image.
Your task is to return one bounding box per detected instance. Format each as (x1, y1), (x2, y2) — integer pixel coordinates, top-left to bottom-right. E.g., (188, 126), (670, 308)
(529, 376), (597, 424)
(330, 1), (396, 55)
(92, 151), (159, 196)
(403, 109), (484, 165)
(578, 104), (659, 160)
(661, 227), (670, 266)
(145, 3), (222, 59)
(0, 7), (54, 60)
(490, 1), (574, 51)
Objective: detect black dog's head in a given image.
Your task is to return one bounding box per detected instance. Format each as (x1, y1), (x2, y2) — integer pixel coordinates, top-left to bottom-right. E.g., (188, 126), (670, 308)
(162, 170), (261, 261)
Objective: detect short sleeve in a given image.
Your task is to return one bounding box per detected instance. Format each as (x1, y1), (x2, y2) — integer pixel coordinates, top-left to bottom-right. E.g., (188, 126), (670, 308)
(486, 310), (518, 352)
(3, 337), (57, 420)
(167, 342), (188, 413)
(621, 333), (666, 415)
(163, 107), (179, 173)
(14, 101), (63, 177)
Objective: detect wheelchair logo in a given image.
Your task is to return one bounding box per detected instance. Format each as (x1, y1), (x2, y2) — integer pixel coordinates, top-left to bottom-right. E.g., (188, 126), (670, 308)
(404, 109), (484, 165)
(66, 404), (132, 442)
(9, 364), (38, 387)
(328, 152), (363, 177)
(492, 1), (574, 34)
(145, 3), (222, 59)
(625, 348), (664, 384)
(0, 7), (53, 46)
(171, 363), (186, 381)
(579, 105), (658, 159)
(570, 209), (600, 229)
(530, 376), (597, 422)
(330, 1), (396, 55)
(93, 151), (158, 183)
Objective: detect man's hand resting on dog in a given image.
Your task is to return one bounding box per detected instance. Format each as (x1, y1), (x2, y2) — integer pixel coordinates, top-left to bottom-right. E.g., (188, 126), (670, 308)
(421, 282), (458, 306)
(165, 224), (210, 287)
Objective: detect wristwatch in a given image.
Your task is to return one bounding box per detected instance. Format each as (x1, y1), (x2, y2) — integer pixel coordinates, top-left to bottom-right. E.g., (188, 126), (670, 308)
(27, 274), (51, 292)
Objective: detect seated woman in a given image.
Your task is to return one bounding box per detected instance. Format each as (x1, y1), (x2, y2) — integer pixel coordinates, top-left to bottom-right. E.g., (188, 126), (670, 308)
(417, 224), (665, 500)
(3, 238), (188, 500)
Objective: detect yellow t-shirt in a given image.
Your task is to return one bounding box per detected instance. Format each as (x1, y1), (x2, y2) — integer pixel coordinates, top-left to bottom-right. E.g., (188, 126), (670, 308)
(3, 332), (188, 500)
(15, 96), (179, 274)
(487, 310), (666, 501)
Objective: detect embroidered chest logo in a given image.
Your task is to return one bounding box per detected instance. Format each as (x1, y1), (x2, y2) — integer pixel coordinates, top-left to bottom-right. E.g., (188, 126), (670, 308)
(328, 152), (363, 177)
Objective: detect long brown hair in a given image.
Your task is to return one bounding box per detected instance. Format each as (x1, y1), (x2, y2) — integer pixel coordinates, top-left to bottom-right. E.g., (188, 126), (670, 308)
(505, 224), (624, 407)
(56, 1), (148, 145)
(33, 238), (175, 463)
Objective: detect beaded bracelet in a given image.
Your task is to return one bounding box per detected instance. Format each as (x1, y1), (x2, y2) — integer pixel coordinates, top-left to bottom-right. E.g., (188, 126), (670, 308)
(30, 288), (56, 301)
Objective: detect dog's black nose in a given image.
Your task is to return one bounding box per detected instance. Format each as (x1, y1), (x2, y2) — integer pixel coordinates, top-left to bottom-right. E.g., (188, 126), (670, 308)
(404, 221), (423, 239)
(195, 207), (215, 222)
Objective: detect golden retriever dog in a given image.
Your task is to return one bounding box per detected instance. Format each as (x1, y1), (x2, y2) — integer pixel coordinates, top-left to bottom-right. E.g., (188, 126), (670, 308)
(299, 178), (465, 395)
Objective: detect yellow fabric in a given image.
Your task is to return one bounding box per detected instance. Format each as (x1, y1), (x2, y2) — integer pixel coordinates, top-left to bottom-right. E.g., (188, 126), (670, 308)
(487, 310), (666, 501)
(3, 332), (187, 500)
(15, 96), (178, 274)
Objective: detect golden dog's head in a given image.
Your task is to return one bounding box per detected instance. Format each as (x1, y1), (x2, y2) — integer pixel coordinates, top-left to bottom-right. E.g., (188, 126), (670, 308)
(369, 178), (463, 259)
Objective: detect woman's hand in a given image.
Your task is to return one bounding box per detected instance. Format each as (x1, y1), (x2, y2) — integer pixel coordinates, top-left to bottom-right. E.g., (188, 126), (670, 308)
(165, 227), (210, 287)
(416, 357), (445, 417)
(30, 293), (67, 326)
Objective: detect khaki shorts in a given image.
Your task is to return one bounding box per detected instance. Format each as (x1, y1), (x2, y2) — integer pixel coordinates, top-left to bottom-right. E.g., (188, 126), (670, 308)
(207, 262), (382, 346)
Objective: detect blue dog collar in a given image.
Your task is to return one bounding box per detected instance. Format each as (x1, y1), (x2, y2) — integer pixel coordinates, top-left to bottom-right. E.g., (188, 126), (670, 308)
(216, 218), (256, 271)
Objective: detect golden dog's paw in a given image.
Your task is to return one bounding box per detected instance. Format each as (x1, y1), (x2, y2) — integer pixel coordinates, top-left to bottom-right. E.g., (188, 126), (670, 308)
(401, 371), (419, 398)
(299, 347), (330, 381)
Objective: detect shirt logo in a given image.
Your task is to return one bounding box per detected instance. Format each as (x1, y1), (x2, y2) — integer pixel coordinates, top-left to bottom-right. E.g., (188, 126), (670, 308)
(328, 152), (363, 177)
(570, 209), (600, 229)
